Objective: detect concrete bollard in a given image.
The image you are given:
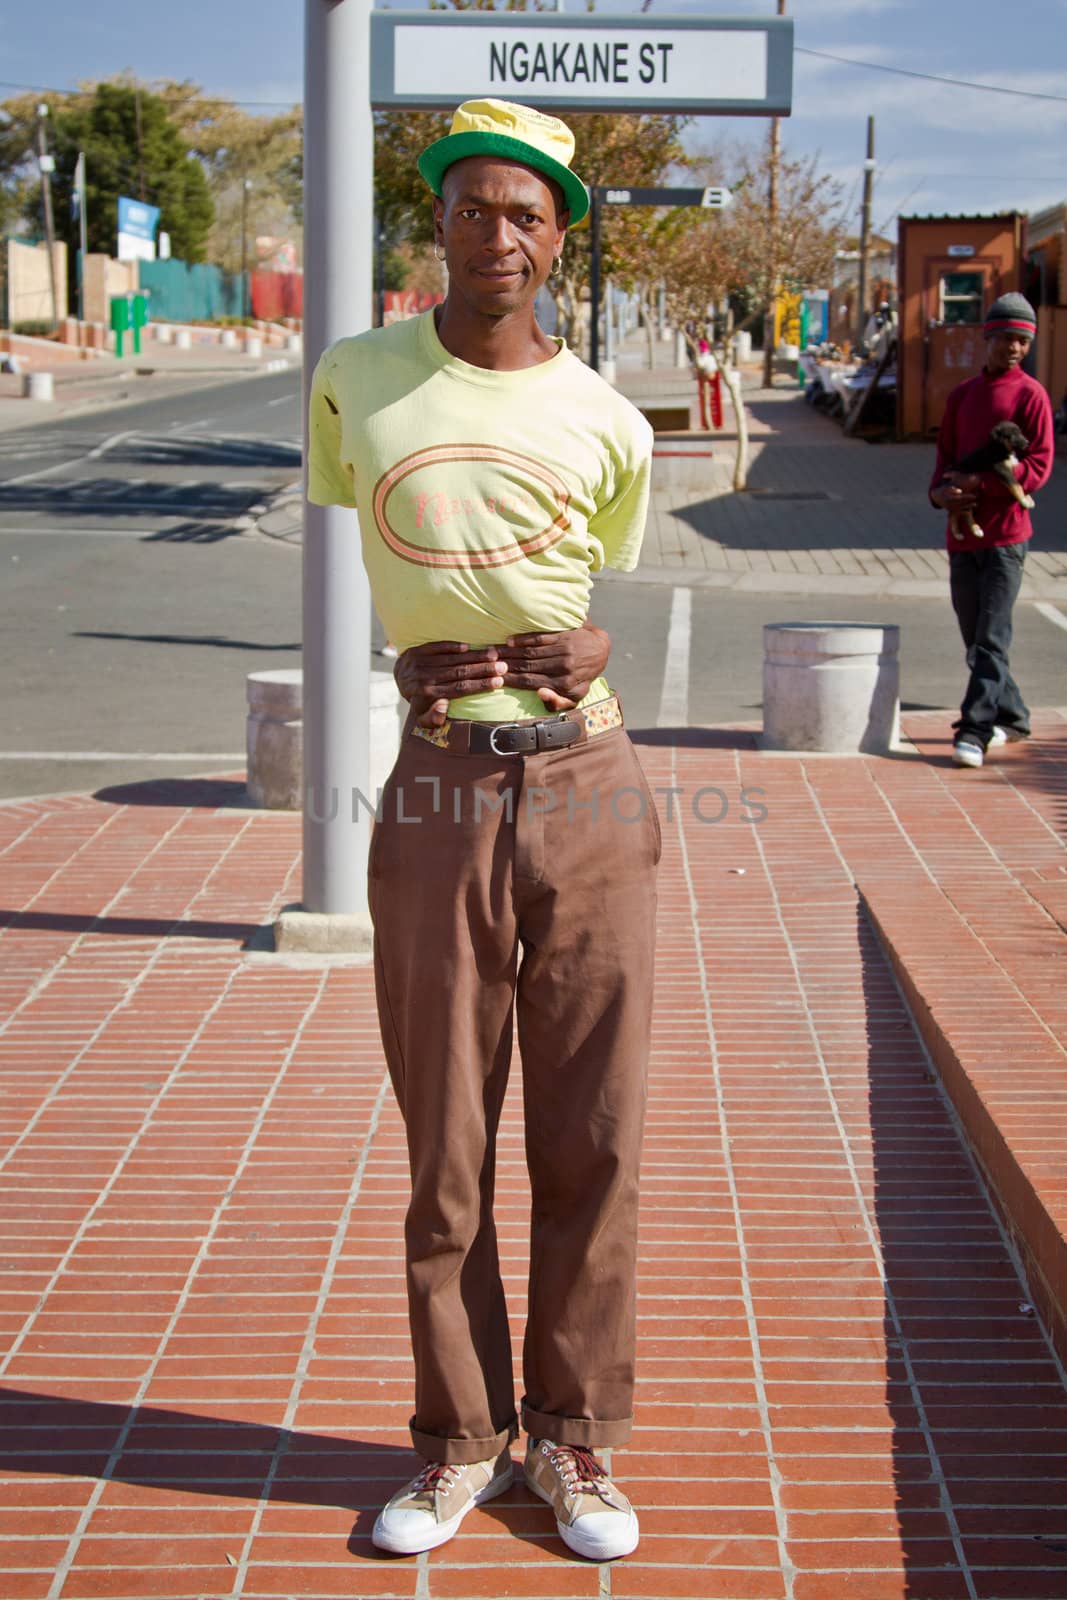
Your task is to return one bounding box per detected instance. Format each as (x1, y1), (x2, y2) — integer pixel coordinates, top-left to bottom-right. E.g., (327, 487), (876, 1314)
(245, 335), (263, 359)
(733, 330), (753, 363)
(155, 324), (173, 345)
(176, 329), (192, 350)
(246, 670), (303, 809)
(220, 328), (238, 349)
(246, 667), (404, 810)
(762, 622), (900, 754)
(285, 332), (303, 353)
(23, 371), (54, 402)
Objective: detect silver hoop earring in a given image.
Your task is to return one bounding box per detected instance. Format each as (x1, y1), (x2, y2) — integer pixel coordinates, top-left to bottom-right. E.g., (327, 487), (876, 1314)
(434, 243), (446, 262)
(551, 255), (563, 277)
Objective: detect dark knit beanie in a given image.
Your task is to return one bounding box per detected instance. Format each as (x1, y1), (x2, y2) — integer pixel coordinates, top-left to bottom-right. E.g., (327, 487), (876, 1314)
(983, 292), (1037, 338)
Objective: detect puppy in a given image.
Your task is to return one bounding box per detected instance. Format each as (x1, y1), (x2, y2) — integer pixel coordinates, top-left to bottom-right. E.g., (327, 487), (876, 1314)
(944, 421), (1033, 541)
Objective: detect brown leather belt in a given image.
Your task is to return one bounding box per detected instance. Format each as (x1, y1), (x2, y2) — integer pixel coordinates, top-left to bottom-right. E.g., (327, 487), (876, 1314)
(411, 694), (624, 756)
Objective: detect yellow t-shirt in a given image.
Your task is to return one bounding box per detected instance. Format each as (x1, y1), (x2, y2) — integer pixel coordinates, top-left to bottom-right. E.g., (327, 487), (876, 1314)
(307, 310), (652, 721)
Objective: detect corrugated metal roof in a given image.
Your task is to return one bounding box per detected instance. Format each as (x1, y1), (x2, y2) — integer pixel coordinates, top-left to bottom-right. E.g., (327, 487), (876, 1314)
(898, 213), (1025, 223)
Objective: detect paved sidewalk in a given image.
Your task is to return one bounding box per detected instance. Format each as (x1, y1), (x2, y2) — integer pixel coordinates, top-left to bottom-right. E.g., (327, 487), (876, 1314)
(2, 715), (1065, 1599)
(613, 357), (1067, 601)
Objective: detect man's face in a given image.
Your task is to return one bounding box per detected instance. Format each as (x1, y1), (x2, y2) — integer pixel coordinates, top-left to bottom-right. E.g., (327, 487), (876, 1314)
(433, 156), (568, 319)
(986, 329), (1032, 375)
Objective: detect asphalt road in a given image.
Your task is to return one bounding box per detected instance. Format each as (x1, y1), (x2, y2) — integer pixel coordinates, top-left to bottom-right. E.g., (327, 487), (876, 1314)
(2, 369), (1065, 800)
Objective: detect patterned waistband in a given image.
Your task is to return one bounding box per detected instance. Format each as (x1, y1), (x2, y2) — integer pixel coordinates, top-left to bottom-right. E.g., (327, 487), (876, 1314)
(411, 694), (624, 754)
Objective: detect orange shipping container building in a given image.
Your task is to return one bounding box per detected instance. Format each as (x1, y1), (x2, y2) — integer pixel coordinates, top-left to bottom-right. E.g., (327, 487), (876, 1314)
(896, 214), (1024, 438)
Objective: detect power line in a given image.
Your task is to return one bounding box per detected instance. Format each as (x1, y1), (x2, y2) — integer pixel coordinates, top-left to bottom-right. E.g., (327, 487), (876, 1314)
(0, 78), (298, 111)
(796, 47), (1067, 106)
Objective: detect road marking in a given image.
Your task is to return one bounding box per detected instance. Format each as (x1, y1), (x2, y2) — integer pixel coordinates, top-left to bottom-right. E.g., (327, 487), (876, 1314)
(657, 585), (692, 727)
(0, 751), (245, 761)
(0, 429), (132, 486)
(266, 394), (296, 407)
(1034, 601), (1067, 633)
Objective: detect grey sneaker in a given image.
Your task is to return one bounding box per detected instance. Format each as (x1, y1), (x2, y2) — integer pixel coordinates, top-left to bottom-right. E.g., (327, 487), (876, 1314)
(989, 725), (1029, 747)
(525, 1438), (639, 1560)
(952, 737), (984, 768)
(371, 1448), (513, 1554)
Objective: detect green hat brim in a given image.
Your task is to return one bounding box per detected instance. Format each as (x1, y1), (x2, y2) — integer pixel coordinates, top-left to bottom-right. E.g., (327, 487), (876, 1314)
(417, 130), (589, 226)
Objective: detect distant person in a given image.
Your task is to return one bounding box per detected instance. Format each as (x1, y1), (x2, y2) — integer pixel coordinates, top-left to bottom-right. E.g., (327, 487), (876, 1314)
(929, 292), (1053, 767)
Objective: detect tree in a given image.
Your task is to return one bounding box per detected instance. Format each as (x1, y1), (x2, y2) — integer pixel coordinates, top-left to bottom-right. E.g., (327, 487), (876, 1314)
(720, 142), (844, 383)
(0, 83), (213, 266)
(161, 86), (302, 271)
(0, 78), (307, 283)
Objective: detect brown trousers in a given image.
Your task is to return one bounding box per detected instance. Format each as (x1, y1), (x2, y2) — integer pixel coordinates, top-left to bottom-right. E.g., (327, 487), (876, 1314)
(368, 720), (659, 1465)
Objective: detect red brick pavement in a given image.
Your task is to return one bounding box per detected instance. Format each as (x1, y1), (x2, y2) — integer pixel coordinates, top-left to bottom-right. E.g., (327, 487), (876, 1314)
(1, 717), (1065, 1600)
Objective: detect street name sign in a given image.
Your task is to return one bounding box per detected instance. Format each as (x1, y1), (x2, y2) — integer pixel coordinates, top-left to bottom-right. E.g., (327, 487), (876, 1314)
(370, 14), (793, 116)
(601, 186), (733, 208)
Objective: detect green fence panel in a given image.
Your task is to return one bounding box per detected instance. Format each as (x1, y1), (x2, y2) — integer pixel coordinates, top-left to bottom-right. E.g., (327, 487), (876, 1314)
(138, 259), (248, 323)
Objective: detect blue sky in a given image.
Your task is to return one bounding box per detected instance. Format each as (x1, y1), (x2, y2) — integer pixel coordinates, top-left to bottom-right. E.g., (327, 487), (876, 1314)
(2, 0), (1065, 235)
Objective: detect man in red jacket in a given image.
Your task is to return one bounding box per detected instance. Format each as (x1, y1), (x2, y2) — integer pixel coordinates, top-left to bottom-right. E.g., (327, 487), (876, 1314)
(930, 292), (1053, 768)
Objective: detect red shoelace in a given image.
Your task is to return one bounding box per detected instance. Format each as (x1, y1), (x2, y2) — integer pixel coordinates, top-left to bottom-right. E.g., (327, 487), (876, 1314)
(546, 1443), (607, 1493)
(413, 1461), (460, 1491)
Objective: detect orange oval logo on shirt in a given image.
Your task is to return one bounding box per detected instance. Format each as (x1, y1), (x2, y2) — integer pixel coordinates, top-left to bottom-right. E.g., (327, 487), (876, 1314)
(372, 443), (571, 568)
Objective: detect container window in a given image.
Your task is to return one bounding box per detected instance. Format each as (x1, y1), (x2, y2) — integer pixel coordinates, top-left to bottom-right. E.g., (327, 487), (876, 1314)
(939, 271), (983, 325)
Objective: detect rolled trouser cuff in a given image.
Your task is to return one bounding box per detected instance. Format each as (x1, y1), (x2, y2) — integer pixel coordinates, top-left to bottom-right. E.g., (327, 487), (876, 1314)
(522, 1402), (633, 1448)
(410, 1413), (519, 1465)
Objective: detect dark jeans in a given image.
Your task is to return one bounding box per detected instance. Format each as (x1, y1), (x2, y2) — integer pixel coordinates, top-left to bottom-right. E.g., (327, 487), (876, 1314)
(949, 541), (1030, 745)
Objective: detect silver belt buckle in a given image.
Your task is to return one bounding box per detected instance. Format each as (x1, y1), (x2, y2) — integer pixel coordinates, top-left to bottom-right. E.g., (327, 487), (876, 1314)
(488, 721), (524, 756)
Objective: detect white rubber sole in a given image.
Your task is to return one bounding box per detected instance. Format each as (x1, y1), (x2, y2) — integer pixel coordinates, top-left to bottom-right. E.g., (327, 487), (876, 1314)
(371, 1462), (514, 1555)
(952, 743), (983, 768)
(526, 1472), (640, 1561)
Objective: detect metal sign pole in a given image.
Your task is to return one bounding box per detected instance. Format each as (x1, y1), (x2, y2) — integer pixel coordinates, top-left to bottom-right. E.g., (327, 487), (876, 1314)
(299, 0), (375, 929)
(589, 186), (601, 372)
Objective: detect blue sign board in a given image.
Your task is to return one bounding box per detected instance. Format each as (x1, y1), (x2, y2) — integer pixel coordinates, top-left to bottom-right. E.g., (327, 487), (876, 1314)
(117, 196), (161, 242)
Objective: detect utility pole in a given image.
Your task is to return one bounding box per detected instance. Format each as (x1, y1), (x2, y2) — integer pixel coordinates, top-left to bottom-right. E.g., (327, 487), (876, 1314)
(241, 177), (251, 320)
(856, 116), (875, 351)
(35, 104), (59, 331)
(73, 150), (88, 323)
(762, 0), (786, 390)
(299, 0), (374, 930)
(135, 90), (146, 202)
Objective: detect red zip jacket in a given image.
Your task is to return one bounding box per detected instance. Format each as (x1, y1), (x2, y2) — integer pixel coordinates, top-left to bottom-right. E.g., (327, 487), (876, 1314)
(929, 366), (1053, 551)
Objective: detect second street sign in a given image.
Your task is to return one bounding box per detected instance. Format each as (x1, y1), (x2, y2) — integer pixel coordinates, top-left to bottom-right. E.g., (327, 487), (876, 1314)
(602, 187), (733, 208)
(370, 14), (794, 117)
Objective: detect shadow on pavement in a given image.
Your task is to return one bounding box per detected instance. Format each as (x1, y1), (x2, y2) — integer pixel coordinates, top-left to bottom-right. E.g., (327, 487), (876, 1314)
(76, 631), (300, 652)
(0, 908), (260, 943)
(0, 1387), (410, 1528)
(0, 1389), (546, 1565)
(0, 481), (265, 524)
(669, 396), (1067, 556)
(101, 437), (301, 469)
(860, 904), (1067, 1598)
(94, 776), (249, 808)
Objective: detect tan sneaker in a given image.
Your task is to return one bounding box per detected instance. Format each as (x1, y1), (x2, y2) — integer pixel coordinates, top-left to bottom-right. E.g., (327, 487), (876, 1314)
(371, 1448), (513, 1554)
(524, 1438), (639, 1560)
